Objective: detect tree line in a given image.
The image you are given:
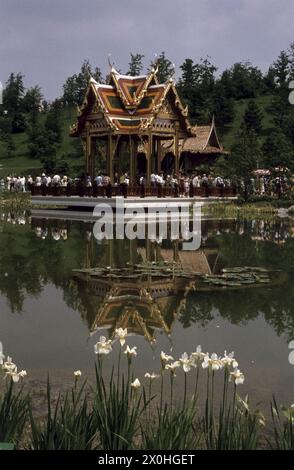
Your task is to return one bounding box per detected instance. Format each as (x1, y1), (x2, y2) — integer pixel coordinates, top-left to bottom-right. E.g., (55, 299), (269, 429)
(0, 45), (294, 178)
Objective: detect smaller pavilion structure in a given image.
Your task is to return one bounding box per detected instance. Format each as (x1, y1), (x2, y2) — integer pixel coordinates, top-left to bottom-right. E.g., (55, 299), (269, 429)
(161, 118), (227, 174)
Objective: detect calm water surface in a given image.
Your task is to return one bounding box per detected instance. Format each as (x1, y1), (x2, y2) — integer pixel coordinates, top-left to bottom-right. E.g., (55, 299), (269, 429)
(0, 212), (294, 406)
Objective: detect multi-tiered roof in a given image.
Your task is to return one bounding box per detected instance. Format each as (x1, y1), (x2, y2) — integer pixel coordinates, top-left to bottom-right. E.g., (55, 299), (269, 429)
(70, 66), (192, 136)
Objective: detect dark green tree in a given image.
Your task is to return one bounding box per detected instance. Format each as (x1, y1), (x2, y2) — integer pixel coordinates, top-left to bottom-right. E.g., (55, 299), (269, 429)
(3, 73), (26, 133)
(178, 58), (198, 93)
(177, 56), (217, 124)
(229, 125), (262, 197)
(262, 131), (294, 170)
(219, 62), (264, 99)
(55, 158), (70, 175)
(212, 81), (235, 129)
(45, 99), (63, 143)
(1, 132), (15, 158)
(288, 42), (294, 81)
(177, 58), (198, 120)
(27, 124), (57, 159)
(11, 113), (26, 133)
(41, 156), (57, 174)
(267, 91), (292, 130)
(271, 50), (290, 88)
(22, 85), (43, 124)
(127, 53), (144, 76)
(153, 51), (174, 83)
(70, 137), (84, 159)
(62, 60), (104, 106)
(243, 99), (263, 134)
(62, 74), (78, 106)
(3, 73), (24, 113)
(263, 66), (277, 93)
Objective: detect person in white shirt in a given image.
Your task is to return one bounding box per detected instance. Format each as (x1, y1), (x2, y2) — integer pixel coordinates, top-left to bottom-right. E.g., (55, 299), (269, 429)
(124, 173), (129, 186)
(192, 175), (200, 188)
(150, 172), (156, 187)
(95, 174), (103, 186)
(61, 176), (68, 187)
(19, 176), (26, 192)
(52, 174), (61, 186)
(35, 176), (42, 187)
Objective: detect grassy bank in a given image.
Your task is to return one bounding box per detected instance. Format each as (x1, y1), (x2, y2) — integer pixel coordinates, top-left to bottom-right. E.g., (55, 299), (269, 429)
(0, 191), (31, 212)
(204, 198), (294, 220)
(0, 107), (84, 178)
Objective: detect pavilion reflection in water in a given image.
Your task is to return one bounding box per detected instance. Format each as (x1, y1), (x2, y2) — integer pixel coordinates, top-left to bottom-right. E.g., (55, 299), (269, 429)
(71, 238), (218, 343)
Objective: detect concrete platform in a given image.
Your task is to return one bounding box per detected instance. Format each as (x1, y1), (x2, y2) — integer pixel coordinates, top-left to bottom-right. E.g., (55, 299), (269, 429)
(30, 208), (235, 223)
(31, 195), (236, 211)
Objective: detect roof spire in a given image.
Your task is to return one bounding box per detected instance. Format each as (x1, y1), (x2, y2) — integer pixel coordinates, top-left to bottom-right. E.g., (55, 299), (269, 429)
(107, 53), (119, 74)
(107, 53), (113, 70)
(150, 53), (159, 74)
(169, 63), (176, 83)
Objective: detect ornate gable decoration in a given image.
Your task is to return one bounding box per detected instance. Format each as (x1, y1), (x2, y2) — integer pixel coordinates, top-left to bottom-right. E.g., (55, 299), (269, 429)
(157, 99), (176, 117)
(70, 67), (193, 136)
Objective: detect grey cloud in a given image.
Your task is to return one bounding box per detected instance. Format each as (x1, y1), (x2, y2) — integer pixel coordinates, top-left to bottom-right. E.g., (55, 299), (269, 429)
(0, 0), (293, 99)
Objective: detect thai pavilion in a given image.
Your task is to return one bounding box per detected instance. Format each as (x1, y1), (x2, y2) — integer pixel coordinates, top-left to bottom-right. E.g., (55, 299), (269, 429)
(70, 65), (225, 184)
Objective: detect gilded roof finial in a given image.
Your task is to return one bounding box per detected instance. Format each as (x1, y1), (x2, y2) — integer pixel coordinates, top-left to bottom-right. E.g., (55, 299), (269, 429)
(170, 63), (176, 81)
(151, 53), (159, 74)
(108, 53), (118, 74)
(107, 53), (113, 70)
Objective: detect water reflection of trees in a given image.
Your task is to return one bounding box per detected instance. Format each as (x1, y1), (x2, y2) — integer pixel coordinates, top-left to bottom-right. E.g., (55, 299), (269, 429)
(0, 213), (293, 341)
(0, 215), (104, 312)
(181, 276), (294, 340)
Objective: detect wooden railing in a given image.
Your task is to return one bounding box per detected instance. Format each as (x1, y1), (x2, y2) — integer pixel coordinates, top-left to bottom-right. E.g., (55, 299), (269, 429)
(30, 184), (236, 198)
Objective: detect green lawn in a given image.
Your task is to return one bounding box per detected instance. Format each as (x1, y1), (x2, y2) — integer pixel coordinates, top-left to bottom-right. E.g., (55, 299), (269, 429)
(0, 107), (84, 177)
(222, 94), (274, 148)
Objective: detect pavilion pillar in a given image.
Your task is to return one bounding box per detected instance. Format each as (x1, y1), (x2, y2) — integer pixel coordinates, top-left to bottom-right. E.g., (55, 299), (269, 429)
(129, 135), (138, 185)
(157, 139), (162, 174)
(90, 137), (96, 179)
(113, 135), (121, 177)
(129, 135), (133, 185)
(116, 138), (122, 177)
(174, 123), (180, 177)
(146, 238), (151, 262)
(173, 240), (179, 263)
(107, 133), (114, 183)
(85, 127), (91, 175)
(151, 137), (157, 173)
(146, 134), (152, 184)
(106, 239), (113, 268)
(129, 239), (136, 266)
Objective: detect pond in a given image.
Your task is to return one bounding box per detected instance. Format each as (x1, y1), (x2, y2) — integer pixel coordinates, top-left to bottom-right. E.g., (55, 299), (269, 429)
(0, 211), (294, 408)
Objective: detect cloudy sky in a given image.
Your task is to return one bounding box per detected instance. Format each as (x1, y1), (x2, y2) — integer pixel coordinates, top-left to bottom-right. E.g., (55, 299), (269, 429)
(1, 0), (294, 100)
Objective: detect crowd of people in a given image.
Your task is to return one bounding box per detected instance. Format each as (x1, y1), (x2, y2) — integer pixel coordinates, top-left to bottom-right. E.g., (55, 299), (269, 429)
(0, 171), (292, 198)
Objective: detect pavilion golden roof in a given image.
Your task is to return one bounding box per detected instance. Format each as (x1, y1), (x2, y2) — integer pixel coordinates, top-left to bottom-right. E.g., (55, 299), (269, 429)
(70, 67), (191, 135)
